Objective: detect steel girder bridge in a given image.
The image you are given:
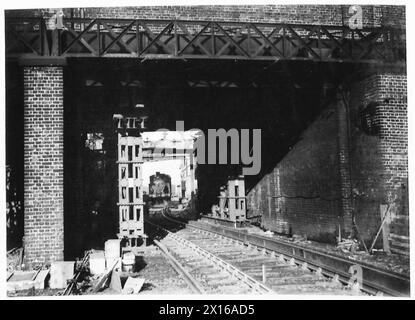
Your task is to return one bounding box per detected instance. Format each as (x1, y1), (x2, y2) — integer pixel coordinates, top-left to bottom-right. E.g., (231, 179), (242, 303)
(5, 17), (406, 64)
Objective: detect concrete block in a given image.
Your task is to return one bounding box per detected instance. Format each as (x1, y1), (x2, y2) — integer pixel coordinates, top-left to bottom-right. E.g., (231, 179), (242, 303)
(105, 239), (121, 258)
(122, 277), (145, 294)
(109, 270), (122, 293)
(7, 269), (48, 291)
(34, 270), (50, 290)
(90, 251), (106, 275)
(7, 271), (37, 292)
(122, 252), (135, 265)
(122, 252), (136, 272)
(106, 257), (122, 271)
(50, 261), (75, 289)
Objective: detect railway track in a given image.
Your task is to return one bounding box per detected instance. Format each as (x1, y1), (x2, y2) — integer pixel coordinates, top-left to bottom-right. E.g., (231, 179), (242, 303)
(147, 220), (273, 294)
(147, 214), (365, 296)
(186, 218), (410, 296)
(131, 245), (196, 295)
(162, 212), (411, 296)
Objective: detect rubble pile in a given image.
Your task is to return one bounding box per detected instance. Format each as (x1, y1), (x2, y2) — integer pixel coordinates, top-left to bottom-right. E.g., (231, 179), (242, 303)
(7, 240), (146, 296)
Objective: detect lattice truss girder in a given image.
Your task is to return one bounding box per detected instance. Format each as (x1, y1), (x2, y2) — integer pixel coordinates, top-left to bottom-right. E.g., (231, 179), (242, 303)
(6, 18), (405, 63)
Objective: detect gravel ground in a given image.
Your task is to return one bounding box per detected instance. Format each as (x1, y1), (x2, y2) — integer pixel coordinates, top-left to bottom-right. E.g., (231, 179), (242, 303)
(82, 245), (194, 295)
(7, 245), (194, 296)
(8, 288), (62, 297)
(134, 246), (194, 295)
(83, 246), (195, 295)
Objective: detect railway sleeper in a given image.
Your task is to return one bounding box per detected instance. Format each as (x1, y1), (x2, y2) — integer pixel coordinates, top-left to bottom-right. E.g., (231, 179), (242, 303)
(271, 283), (351, 295)
(265, 275), (328, 286)
(238, 264), (296, 273)
(218, 252), (265, 259)
(204, 277), (239, 287)
(220, 257), (275, 266)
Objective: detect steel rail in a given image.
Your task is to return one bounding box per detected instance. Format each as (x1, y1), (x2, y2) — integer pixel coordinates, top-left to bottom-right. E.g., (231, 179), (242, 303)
(186, 220), (410, 297)
(63, 251), (91, 295)
(161, 213), (409, 297)
(153, 238), (206, 294)
(146, 219), (274, 294)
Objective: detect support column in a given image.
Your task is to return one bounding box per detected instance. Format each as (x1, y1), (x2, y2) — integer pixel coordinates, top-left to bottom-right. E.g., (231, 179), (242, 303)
(375, 73), (408, 254)
(23, 65), (64, 266)
(345, 67), (407, 254)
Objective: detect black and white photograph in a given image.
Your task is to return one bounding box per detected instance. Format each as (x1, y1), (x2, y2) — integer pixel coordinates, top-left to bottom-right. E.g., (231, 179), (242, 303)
(1, 0), (412, 303)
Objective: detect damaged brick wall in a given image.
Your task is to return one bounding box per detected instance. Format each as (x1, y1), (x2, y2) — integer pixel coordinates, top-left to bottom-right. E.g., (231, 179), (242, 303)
(348, 72), (408, 255)
(247, 71), (408, 254)
(247, 106), (343, 243)
(378, 75), (409, 255)
(23, 66), (64, 265)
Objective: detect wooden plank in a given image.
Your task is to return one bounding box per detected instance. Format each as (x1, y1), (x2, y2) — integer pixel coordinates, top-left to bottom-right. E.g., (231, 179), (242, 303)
(266, 174), (272, 219)
(369, 204), (391, 253)
(91, 258), (121, 293)
(31, 268), (42, 281)
(7, 271), (14, 281)
(380, 204), (391, 254)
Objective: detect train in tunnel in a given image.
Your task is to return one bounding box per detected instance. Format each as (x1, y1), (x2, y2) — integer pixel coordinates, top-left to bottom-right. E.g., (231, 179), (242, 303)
(148, 172), (172, 200)
(146, 172), (172, 216)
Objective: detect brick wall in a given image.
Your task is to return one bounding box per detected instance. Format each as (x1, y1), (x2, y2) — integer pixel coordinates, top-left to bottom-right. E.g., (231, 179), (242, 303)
(349, 72), (408, 254)
(6, 5), (405, 28)
(23, 66), (64, 265)
(377, 75), (408, 255)
(247, 71), (408, 254)
(248, 106), (344, 243)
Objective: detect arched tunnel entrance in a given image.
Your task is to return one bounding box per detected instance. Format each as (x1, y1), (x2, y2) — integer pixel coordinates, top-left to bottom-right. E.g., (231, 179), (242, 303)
(61, 57), (359, 259)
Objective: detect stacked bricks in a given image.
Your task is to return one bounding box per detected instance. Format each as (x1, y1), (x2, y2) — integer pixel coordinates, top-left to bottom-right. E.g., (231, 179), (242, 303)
(23, 66), (64, 266)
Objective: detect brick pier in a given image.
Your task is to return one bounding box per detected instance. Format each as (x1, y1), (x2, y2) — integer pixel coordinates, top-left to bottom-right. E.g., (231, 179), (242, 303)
(23, 66), (64, 265)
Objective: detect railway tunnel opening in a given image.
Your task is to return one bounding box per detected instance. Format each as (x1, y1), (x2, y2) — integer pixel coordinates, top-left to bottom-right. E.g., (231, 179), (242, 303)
(61, 58), (362, 259)
(6, 56), (380, 260)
